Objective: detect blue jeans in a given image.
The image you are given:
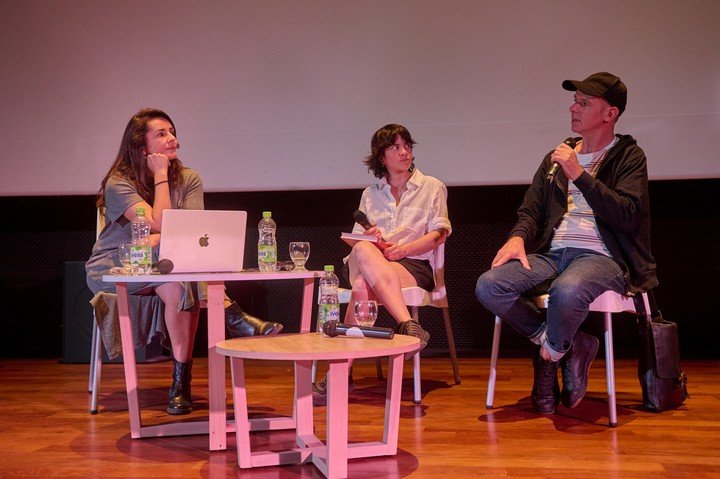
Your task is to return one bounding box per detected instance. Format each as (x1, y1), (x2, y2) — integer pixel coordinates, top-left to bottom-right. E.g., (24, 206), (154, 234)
(475, 247), (626, 361)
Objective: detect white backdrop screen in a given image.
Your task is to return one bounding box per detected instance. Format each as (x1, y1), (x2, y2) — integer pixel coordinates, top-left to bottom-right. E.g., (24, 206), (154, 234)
(1, 0), (718, 195)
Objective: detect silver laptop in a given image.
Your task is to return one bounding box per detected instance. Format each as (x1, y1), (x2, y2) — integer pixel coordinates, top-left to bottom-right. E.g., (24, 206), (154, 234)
(159, 209), (247, 273)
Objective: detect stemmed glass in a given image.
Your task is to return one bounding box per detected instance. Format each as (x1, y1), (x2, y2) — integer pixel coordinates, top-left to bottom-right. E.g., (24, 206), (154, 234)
(353, 300), (378, 327)
(289, 242), (310, 271)
(118, 244), (133, 275)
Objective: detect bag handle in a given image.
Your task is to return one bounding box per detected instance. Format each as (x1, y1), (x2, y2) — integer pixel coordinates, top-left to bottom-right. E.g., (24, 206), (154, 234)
(633, 289), (661, 323)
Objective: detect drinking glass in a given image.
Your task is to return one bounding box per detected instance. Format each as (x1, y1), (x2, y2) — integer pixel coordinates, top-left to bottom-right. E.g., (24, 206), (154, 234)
(353, 300), (378, 327)
(118, 244), (133, 274)
(289, 242), (310, 271)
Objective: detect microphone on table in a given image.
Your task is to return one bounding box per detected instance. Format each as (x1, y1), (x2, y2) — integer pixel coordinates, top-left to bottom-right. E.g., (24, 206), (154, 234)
(546, 137), (578, 182)
(322, 320), (394, 339)
(152, 258), (174, 274)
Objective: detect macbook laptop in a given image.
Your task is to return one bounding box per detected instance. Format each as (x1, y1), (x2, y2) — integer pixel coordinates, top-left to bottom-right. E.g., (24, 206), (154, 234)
(159, 209), (247, 273)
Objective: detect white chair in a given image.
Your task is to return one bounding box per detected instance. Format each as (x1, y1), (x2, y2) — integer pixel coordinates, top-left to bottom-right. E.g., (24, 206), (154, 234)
(88, 210), (105, 414)
(486, 290), (650, 427)
(315, 242), (461, 404)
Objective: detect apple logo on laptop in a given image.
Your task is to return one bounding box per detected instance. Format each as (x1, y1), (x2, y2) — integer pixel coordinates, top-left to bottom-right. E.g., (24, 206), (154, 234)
(199, 234), (210, 247)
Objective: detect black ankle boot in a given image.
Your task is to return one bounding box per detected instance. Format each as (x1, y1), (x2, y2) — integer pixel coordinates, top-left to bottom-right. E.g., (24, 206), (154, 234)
(560, 331), (599, 408)
(167, 359), (193, 415)
(225, 301), (283, 338)
(531, 349), (560, 414)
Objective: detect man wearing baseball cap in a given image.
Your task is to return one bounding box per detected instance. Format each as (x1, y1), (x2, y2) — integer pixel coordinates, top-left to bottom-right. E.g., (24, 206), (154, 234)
(476, 72), (657, 414)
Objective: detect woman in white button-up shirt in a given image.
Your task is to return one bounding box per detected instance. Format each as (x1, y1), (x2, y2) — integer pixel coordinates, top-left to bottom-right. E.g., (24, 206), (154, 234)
(345, 124), (452, 348)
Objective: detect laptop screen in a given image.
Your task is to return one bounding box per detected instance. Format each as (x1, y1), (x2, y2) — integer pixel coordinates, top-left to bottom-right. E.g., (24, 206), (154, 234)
(159, 209), (247, 273)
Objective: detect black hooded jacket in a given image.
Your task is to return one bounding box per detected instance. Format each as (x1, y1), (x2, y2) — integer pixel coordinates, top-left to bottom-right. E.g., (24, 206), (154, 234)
(508, 134), (657, 294)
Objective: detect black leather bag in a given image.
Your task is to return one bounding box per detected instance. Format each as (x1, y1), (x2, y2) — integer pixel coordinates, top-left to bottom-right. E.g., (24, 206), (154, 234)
(636, 293), (689, 412)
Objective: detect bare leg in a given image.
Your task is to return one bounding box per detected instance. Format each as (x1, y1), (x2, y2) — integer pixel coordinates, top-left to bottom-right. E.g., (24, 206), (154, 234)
(345, 241), (417, 325)
(155, 282), (199, 362)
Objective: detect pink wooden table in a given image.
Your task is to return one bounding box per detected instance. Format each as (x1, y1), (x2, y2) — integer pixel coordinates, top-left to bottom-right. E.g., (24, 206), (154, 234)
(102, 270), (320, 451)
(216, 332), (420, 479)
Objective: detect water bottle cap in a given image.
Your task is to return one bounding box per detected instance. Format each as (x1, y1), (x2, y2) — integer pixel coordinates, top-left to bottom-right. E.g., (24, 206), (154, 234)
(135, 207), (146, 216)
(323, 265), (335, 272)
(262, 211), (272, 218)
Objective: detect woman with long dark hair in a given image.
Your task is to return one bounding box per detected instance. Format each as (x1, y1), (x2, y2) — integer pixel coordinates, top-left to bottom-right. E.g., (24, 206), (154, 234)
(86, 108), (281, 415)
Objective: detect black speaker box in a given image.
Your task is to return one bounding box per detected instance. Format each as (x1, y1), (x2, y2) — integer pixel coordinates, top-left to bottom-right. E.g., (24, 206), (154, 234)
(62, 261), (167, 363)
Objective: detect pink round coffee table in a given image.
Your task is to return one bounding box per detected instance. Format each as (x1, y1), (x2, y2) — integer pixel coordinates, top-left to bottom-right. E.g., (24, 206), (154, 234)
(216, 332), (420, 479)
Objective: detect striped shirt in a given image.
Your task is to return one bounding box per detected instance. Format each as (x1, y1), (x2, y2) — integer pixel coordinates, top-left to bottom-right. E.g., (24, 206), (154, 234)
(550, 138), (618, 255)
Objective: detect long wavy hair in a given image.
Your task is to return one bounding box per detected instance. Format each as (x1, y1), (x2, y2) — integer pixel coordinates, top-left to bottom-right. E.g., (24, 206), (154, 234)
(363, 124), (416, 179)
(96, 108), (184, 212)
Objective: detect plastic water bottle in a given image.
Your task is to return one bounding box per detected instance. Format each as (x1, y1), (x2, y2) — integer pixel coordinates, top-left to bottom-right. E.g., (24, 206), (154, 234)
(130, 206), (152, 275)
(317, 265), (340, 335)
(258, 211), (277, 272)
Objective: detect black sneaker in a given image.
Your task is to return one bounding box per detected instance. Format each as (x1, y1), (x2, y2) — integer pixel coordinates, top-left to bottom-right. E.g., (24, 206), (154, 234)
(395, 320), (429, 359)
(312, 369), (354, 407)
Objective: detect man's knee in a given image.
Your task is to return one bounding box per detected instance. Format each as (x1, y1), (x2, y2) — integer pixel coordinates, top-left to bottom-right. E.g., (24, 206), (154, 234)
(476, 269), (502, 305)
(547, 278), (593, 306)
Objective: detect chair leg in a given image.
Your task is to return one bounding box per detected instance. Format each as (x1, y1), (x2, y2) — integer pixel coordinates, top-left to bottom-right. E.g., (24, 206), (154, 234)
(90, 321), (102, 414)
(412, 351), (421, 404)
(604, 312), (617, 427)
(89, 318), (98, 393)
(411, 307), (422, 403)
(441, 307), (461, 384)
(486, 316), (503, 409)
(311, 360), (318, 383)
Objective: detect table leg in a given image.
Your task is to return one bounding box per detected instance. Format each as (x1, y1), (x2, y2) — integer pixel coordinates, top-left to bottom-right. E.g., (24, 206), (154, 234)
(294, 360), (315, 447)
(323, 360), (349, 479)
(300, 278), (315, 333)
(206, 281), (227, 451)
(229, 357), (252, 468)
(383, 353), (404, 454)
(116, 282), (142, 438)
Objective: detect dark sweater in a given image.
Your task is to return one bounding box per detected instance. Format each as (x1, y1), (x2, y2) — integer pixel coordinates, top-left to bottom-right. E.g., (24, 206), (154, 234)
(509, 134), (658, 294)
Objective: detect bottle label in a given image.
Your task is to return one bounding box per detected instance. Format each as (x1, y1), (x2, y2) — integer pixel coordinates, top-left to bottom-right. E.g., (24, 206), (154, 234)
(258, 245), (277, 263)
(130, 245), (152, 274)
(317, 303), (340, 333)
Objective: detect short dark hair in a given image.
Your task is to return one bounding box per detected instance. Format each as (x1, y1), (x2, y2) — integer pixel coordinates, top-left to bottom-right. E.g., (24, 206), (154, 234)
(364, 124), (416, 179)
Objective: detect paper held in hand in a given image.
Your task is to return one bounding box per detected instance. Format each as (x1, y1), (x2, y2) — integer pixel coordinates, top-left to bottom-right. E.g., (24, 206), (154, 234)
(340, 232), (389, 250)
(340, 232), (378, 244)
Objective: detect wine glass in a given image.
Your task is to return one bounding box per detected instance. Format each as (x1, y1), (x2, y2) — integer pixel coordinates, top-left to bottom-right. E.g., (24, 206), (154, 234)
(118, 244), (133, 275)
(289, 242), (310, 271)
(353, 300), (378, 327)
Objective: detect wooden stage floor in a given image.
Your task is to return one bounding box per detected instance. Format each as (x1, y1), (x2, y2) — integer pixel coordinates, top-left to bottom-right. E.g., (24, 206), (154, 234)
(1, 356), (717, 478)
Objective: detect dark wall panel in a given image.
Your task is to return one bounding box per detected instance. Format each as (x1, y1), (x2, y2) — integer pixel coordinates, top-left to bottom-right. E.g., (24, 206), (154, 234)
(1, 179), (717, 359)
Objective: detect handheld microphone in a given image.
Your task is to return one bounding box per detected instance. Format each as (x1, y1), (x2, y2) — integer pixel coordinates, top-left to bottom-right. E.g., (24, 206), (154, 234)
(353, 210), (374, 230)
(152, 258), (174, 274)
(322, 320), (394, 339)
(546, 138), (577, 181)
(352, 210), (389, 248)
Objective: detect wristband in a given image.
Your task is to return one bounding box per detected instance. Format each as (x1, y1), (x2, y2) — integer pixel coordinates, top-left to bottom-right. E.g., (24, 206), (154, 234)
(154, 180), (169, 187)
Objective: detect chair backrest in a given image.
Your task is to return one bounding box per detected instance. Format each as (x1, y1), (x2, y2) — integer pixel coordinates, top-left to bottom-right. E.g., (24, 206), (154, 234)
(402, 241), (448, 308)
(427, 241), (448, 306)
